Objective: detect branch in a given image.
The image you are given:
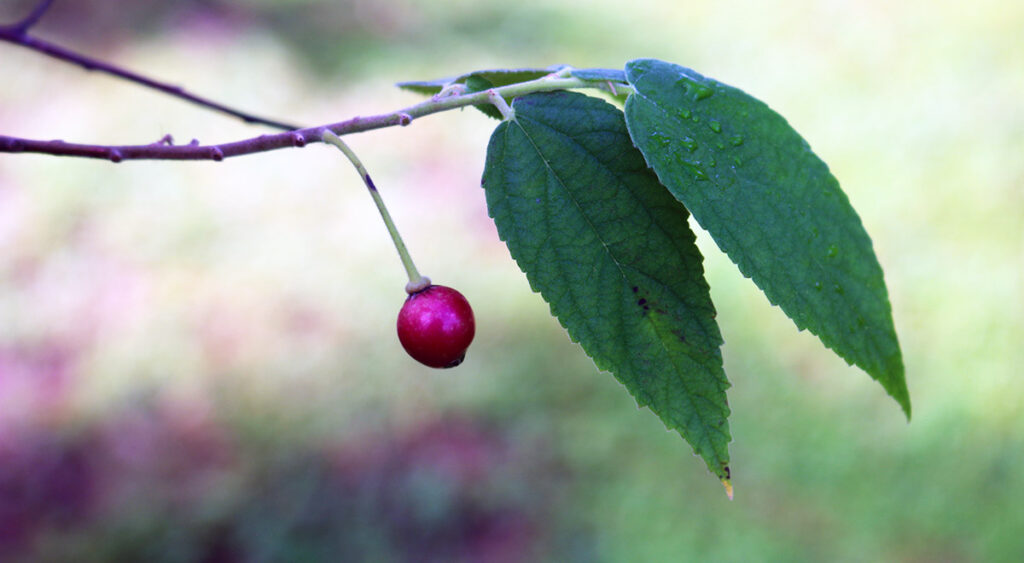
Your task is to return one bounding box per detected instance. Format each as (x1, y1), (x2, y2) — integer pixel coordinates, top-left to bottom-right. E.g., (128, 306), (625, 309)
(6, 0), (56, 33)
(0, 10), (300, 131)
(1, 5), (632, 162)
(0, 76), (612, 162)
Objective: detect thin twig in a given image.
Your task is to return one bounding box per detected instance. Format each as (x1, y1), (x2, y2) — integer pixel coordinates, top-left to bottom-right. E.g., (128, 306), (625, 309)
(0, 76), (605, 162)
(6, 0), (56, 33)
(0, 19), (301, 131)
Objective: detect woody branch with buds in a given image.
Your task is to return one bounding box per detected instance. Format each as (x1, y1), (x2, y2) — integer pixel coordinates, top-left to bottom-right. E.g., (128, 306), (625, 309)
(0, 1), (625, 162)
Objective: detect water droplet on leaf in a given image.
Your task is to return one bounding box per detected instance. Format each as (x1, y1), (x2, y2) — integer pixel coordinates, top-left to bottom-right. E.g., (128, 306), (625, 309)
(709, 120), (722, 133)
(675, 155), (708, 181)
(693, 86), (714, 101)
(650, 132), (672, 146)
(729, 135), (744, 146)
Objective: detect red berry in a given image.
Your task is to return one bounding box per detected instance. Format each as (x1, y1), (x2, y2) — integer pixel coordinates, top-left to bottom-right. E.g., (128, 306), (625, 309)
(397, 285), (475, 368)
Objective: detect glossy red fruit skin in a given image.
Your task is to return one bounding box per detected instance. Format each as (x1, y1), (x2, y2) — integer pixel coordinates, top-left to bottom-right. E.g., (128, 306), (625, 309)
(397, 285), (475, 368)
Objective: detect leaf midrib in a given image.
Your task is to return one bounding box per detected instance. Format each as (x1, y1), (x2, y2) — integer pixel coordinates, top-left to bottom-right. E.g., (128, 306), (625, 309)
(506, 108), (729, 464)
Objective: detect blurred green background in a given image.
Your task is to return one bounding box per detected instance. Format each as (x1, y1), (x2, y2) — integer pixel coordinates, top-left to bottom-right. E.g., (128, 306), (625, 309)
(1, 0), (1022, 561)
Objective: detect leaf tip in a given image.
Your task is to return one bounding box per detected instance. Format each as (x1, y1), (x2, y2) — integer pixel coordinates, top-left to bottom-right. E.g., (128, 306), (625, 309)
(900, 398), (912, 422)
(721, 478), (734, 500)
(887, 370), (912, 421)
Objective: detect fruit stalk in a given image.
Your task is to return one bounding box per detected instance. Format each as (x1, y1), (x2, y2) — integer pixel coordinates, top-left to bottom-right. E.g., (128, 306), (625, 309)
(321, 130), (430, 293)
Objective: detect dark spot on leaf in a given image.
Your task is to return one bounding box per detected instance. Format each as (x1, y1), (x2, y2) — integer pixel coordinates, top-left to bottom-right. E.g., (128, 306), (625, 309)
(485, 83), (733, 478)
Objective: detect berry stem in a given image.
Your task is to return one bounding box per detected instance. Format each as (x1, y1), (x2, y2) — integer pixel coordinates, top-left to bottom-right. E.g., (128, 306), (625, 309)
(321, 130), (429, 291)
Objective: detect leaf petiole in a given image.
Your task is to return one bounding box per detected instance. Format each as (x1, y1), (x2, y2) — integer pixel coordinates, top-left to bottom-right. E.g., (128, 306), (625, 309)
(486, 89), (515, 121)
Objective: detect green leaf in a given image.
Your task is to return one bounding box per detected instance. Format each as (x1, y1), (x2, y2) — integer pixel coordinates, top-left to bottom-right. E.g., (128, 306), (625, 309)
(397, 67), (557, 95)
(397, 66), (633, 118)
(398, 68), (560, 120)
(482, 91), (732, 481)
(624, 58), (910, 417)
(394, 76), (452, 96)
(570, 68), (627, 83)
(566, 68), (631, 107)
(462, 75), (508, 120)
